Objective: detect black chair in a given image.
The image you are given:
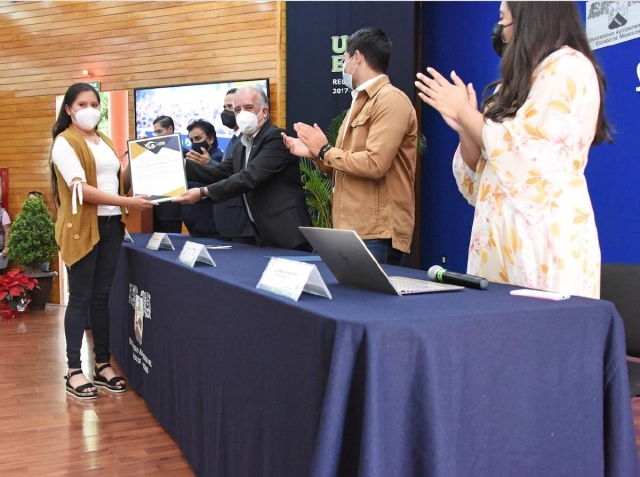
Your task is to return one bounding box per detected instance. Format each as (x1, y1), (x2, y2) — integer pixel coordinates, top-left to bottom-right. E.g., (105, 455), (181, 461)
(600, 263), (640, 398)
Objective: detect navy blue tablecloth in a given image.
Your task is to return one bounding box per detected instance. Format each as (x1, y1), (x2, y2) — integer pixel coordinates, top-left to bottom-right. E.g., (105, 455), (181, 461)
(109, 234), (639, 477)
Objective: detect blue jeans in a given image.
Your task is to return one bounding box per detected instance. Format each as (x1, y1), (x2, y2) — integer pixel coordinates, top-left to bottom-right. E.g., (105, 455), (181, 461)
(65, 215), (123, 368)
(363, 238), (403, 266)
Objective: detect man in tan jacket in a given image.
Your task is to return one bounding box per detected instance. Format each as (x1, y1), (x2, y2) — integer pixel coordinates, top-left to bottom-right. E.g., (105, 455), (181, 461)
(283, 27), (418, 265)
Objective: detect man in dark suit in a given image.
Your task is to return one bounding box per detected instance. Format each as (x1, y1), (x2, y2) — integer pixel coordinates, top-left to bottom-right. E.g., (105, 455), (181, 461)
(174, 87), (312, 251)
(213, 88), (256, 245)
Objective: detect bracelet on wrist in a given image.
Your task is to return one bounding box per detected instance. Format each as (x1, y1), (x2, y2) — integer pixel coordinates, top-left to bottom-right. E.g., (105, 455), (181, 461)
(318, 143), (332, 161)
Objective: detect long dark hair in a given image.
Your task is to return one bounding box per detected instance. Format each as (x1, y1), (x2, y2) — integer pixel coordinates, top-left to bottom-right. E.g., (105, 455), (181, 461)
(50, 83), (101, 206)
(482, 2), (612, 145)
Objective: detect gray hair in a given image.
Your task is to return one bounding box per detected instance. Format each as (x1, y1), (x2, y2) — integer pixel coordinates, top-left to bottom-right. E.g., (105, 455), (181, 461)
(236, 86), (269, 110)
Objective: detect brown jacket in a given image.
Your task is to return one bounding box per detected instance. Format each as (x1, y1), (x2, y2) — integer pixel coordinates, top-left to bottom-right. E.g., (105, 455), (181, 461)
(320, 75), (418, 253)
(52, 128), (127, 267)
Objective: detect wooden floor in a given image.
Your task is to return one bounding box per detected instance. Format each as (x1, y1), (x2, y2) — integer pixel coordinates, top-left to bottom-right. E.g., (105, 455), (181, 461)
(0, 306), (639, 475)
(0, 305), (192, 476)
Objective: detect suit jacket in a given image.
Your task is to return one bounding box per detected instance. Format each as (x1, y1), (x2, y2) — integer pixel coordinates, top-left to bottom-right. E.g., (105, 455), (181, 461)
(185, 121), (311, 250)
(182, 147), (223, 238)
(213, 133), (254, 239)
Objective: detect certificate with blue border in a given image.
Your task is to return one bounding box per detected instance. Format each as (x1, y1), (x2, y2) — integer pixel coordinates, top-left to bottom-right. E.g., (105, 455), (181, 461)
(127, 134), (187, 203)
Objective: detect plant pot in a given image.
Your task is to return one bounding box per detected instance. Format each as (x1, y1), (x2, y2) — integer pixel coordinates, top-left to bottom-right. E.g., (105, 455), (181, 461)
(0, 301), (17, 319)
(15, 294), (30, 313)
(27, 271), (57, 311)
(26, 263), (50, 275)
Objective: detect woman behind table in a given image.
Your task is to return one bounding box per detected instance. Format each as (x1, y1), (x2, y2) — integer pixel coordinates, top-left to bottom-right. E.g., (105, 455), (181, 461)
(181, 119), (224, 238)
(51, 83), (156, 399)
(415, 1), (611, 298)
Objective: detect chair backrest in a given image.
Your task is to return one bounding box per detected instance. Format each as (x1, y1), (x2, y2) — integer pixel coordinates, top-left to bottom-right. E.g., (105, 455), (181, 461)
(601, 263), (640, 357)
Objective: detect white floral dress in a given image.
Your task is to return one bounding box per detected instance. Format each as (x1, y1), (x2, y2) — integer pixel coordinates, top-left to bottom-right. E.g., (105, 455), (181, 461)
(453, 47), (601, 298)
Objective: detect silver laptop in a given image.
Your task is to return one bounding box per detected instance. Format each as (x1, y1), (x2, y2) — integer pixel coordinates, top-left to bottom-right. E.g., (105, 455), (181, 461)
(299, 227), (463, 296)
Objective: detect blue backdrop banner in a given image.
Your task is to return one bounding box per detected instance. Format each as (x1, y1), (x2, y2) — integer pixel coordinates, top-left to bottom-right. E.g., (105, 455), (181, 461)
(420, 1), (640, 271)
(286, 2), (418, 133)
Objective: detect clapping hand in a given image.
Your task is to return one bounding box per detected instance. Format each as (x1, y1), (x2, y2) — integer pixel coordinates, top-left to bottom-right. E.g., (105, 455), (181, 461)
(281, 132), (312, 158)
(416, 68), (476, 133)
(186, 147), (211, 165)
(293, 122), (329, 158)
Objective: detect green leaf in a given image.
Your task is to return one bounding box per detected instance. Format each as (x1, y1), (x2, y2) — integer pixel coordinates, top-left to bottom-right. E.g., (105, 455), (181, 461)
(7, 196), (58, 269)
(325, 110), (349, 147)
(417, 132), (427, 155)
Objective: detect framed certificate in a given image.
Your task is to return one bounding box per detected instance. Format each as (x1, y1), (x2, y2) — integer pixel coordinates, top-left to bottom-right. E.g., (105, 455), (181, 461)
(127, 134), (187, 203)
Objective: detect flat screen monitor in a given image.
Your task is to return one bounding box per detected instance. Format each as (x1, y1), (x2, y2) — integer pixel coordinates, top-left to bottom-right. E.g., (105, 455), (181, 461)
(134, 78), (269, 154)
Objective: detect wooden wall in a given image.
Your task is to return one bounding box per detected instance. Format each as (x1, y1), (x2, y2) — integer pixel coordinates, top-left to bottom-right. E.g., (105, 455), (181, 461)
(0, 1), (287, 303)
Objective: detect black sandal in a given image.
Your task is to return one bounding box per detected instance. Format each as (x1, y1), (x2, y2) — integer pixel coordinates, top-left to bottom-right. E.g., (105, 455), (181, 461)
(65, 369), (98, 400)
(93, 363), (126, 393)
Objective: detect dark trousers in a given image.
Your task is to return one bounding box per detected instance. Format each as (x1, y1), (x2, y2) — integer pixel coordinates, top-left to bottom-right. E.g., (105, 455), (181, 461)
(153, 215), (183, 234)
(363, 238), (404, 266)
(65, 215), (123, 369)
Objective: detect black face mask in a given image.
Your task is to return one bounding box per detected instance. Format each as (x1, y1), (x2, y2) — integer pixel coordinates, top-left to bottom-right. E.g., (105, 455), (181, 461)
(221, 109), (237, 129)
(491, 22), (511, 57)
(190, 140), (210, 154)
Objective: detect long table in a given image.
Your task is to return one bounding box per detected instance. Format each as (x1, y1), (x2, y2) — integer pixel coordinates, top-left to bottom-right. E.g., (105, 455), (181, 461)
(110, 234), (639, 476)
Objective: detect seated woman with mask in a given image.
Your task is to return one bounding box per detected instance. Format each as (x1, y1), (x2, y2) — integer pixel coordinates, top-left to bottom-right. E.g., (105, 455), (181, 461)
(182, 119), (223, 237)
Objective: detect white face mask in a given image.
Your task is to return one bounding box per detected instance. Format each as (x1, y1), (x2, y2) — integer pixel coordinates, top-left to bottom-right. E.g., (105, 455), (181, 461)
(342, 55), (359, 91)
(71, 107), (101, 130)
(236, 110), (263, 136)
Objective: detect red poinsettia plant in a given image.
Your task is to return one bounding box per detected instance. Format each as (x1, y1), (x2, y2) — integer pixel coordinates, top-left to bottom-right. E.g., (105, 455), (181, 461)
(0, 269), (38, 310)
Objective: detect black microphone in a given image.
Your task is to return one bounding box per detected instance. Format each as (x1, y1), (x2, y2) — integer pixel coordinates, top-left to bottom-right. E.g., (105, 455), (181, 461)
(428, 265), (489, 290)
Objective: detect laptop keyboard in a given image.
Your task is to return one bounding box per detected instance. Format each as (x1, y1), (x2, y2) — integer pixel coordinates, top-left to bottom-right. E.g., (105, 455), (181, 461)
(389, 277), (440, 294)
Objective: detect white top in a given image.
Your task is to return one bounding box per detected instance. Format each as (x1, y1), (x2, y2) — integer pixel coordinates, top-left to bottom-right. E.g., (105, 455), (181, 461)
(1, 210), (10, 226)
(239, 132), (257, 223)
(240, 124), (263, 162)
(51, 136), (121, 216)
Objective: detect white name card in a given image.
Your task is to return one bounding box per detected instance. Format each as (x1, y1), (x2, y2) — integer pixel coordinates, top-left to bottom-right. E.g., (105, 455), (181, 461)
(178, 241), (217, 268)
(146, 232), (175, 251)
(256, 257), (331, 301)
(124, 229), (134, 243)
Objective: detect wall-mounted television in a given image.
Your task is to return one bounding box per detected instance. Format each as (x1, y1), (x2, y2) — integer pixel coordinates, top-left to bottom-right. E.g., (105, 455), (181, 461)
(134, 78), (269, 154)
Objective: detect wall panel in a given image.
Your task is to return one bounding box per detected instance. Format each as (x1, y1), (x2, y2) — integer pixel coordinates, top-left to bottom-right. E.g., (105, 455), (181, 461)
(0, 1), (287, 303)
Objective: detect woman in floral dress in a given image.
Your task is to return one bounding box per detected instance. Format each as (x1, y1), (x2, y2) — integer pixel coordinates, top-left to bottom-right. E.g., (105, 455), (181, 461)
(415, 1), (612, 298)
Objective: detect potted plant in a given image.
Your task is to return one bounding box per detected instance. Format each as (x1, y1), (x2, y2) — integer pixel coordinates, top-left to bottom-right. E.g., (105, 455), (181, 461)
(0, 269), (38, 319)
(7, 195), (58, 310)
(299, 111), (346, 228)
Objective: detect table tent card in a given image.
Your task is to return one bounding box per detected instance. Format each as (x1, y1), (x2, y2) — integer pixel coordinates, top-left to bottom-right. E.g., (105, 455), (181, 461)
(257, 257), (332, 301)
(124, 229), (134, 243)
(146, 232), (175, 251)
(178, 241), (217, 268)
